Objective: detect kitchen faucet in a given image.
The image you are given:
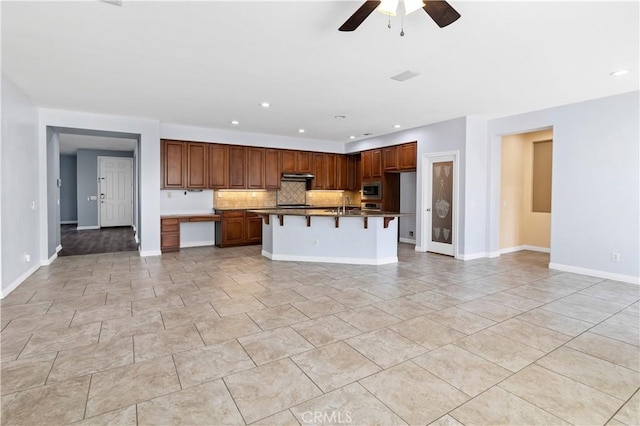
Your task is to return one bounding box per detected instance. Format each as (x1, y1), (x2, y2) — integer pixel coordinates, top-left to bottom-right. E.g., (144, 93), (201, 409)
(342, 196), (351, 214)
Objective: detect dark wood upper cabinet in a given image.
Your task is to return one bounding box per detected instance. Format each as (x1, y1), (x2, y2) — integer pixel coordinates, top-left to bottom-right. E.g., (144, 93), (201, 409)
(371, 149), (382, 178)
(265, 148), (281, 189)
(161, 140), (187, 188)
(336, 155), (348, 190)
(228, 146), (247, 189)
(208, 144), (229, 189)
(347, 154), (361, 191)
(312, 153), (325, 189)
(398, 141), (417, 170)
(383, 146), (399, 172)
(281, 150), (296, 173)
(186, 142), (208, 188)
(361, 150), (372, 180)
(297, 151), (313, 174)
(246, 147), (265, 189)
(324, 154), (337, 190)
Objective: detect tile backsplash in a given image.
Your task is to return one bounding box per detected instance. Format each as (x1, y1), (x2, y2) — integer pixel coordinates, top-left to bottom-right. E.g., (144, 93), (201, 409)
(213, 189), (361, 209)
(214, 191), (276, 208)
(278, 181), (307, 205)
(307, 190), (361, 206)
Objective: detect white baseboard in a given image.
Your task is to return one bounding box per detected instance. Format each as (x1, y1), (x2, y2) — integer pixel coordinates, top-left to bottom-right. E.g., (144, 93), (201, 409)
(56, 244), (62, 253)
(42, 252), (58, 265)
(0, 264), (39, 299)
(180, 240), (215, 248)
(501, 245), (550, 254)
(262, 250), (398, 265)
(75, 225), (99, 230)
(549, 262), (639, 285)
(399, 237), (416, 245)
(60, 220), (77, 224)
(457, 252), (490, 261)
(139, 250), (162, 257)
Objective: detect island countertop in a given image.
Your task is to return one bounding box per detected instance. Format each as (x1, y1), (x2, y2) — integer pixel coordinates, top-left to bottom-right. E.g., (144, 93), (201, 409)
(248, 208), (411, 218)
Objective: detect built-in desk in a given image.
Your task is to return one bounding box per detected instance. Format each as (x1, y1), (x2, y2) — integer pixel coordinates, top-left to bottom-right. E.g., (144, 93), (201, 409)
(160, 213), (220, 252)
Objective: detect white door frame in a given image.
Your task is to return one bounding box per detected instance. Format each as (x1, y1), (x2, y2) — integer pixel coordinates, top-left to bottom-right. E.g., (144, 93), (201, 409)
(97, 156), (133, 228)
(418, 150), (460, 257)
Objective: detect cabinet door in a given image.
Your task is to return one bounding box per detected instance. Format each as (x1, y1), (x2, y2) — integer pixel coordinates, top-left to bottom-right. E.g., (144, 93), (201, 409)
(208, 144), (229, 189)
(347, 154), (361, 191)
(245, 213), (263, 244)
(399, 142), (417, 170)
(221, 211), (245, 246)
(281, 150), (296, 173)
(265, 149), (281, 189)
(160, 218), (180, 252)
(312, 153), (325, 189)
(296, 151), (313, 173)
(361, 150), (372, 180)
(324, 154), (337, 190)
(228, 146), (247, 189)
(336, 155), (348, 190)
(371, 149), (382, 178)
(186, 142), (208, 188)
(161, 140), (186, 188)
(247, 147), (265, 189)
(383, 146), (399, 171)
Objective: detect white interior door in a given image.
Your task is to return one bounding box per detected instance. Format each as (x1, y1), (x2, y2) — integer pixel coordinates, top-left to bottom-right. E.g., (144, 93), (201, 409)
(423, 153), (457, 256)
(99, 157), (133, 227)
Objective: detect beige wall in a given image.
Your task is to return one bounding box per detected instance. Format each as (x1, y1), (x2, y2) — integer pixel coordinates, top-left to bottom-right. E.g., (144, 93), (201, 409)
(500, 129), (553, 250)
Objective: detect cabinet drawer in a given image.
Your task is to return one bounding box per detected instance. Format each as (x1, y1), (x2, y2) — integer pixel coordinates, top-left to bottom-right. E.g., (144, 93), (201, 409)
(161, 233), (180, 250)
(221, 210), (245, 218)
(161, 219), (179, 232)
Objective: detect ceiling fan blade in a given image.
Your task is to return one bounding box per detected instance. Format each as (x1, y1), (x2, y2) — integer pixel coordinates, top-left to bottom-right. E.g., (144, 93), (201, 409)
(423, 1), (461, 28)
(339, 1), (381, 32)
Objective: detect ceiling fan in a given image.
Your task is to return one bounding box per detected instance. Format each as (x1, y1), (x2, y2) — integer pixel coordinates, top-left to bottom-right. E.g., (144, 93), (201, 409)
(339, 0), (461, 32)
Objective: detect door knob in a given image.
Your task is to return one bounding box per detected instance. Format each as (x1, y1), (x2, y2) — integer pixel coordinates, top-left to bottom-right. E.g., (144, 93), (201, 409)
(426, 208), (431, 212)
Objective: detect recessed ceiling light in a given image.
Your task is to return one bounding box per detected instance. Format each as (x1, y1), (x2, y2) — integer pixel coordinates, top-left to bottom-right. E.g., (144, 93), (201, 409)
(349, 136), (356, 139)
(298, 129), (305, 133)
(393, 124), (401, 128)
(334, 115), (346, 119)
(231, 120), (239, 125)
(363, 132), (373, 136)
(260, 102), (270, 108)
(610, 69), (629, 77)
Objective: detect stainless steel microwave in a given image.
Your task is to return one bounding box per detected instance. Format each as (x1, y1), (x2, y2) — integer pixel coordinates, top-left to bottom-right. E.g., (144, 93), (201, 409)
(361, 181), (382, 200)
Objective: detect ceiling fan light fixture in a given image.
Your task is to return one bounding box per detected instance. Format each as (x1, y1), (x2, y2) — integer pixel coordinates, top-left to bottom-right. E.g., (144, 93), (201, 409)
(377, 0), (399, 16)
(404, 0), (425, 15)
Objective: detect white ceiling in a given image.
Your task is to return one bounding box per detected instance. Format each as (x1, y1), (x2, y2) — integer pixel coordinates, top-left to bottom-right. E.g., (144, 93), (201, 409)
(2, 1), (638, 144)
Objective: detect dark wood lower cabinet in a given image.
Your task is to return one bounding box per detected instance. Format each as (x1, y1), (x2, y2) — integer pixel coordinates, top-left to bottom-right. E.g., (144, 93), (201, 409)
(160, 218), (180, 252)
(215, 210), (263, 247)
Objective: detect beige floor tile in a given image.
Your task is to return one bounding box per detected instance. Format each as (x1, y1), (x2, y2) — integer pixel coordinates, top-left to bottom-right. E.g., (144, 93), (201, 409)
(611, 391), (639, 426)
(99, 311), (164, 341)
(405, 291), (464, 310)
(0, 301), (52, 321)
(428, 414), (465, 426)
(413, 344), (512, 397)
(457, 299), (523, 322)
(239, 326), (314, 365)
(85, 355), (181, 418)
(542, 299), (613, 324)
(292, 284), (341, 299)
(290, 315), (361, 347)
(579, 286), (640, 305)
(72, 405), (137, 426)
(566, 332), (640, 371)
(561, 293), (629, 314)
(49, 336), (134, 383)
(363, 284), (414, 300)
(427, 307), (496, 334)
(329, 289), (382, 308)
(211, 294), (266, 316)
(346, 328), (427, 368)
(499, 364), (623, 425)
(1, 376), (90, 425)
(71, 302), (132, 327)
(515, 308), (592, 336)
(131, 294), (185, 316)
(389, 316), (466, 349)
(1, 310), (75, 335)
(20, 322), (102, 358)
(195, 312), (262, 345)
(173, 339), (255, 389)
(292, 296), (347, 319)
(160, 302), (220, 329)
(335, 306), (400, 332)
(373, 297), (434, 320)
(360, 361), (469, 425)
(48, 293), (108, 313)
(291, 382), (407, 426)
(224, 358), (322, 424)
(536, 346), (640, 400)
(254, 288), (308, 307)
(250, 409), (300, 425)
(134, 324), (204, 362)
(481, 291), (545, 311)
(248, 304), (309, 330)
(291, 341), (380, 392)
(0, 334), (30, 361)
(106, 287), (155, 304)
(450, 386), (569, 425)
(454, 330), (545, 372)
(1, 352), (57, 395)
(489, 318), (571, 352)
(591, 320), (640, 346)
(137, 380), (244, 425)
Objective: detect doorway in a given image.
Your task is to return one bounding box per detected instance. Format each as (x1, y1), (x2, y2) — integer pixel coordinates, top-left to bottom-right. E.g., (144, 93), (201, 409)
(499, 129), (553, 253)
(98, 156), (133, 227)
(421, 151), (459, 256)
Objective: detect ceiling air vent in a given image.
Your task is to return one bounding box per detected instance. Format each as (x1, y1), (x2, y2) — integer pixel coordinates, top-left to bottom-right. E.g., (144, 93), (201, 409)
(391, 70), (420, 82)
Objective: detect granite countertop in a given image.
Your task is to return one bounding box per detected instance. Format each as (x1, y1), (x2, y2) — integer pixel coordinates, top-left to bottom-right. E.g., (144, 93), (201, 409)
(161, 212), (220, 219)
(248, 208), (411, 218)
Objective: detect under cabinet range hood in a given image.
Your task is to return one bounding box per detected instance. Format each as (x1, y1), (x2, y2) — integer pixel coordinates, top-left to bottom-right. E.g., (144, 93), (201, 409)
(281, 173), (314, 190)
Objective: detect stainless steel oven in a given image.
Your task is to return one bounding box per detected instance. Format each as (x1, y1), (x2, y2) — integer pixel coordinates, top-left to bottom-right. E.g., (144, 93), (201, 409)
(361, 202), (382, 211)
(361, 181), (382, 200)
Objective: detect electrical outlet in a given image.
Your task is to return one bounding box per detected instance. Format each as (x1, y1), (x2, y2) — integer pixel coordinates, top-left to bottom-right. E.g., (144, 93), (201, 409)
(167, 191), (172, 198)
(409, 231), (414, 237)
(313, 239), (320, 246)
(24, 252), (30, 263)
(611, 252), (621, 262)
(252, 192), (256, 198)
(217, 192), (223, 198)
(30, 201), (36, 210)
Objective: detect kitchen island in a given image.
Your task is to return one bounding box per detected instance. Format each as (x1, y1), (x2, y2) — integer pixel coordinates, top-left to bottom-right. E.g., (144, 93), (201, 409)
(249, 208), (410, 265)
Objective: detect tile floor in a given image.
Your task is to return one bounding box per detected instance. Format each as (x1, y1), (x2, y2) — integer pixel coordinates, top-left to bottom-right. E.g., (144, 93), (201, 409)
(1, 244), (638, 425)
